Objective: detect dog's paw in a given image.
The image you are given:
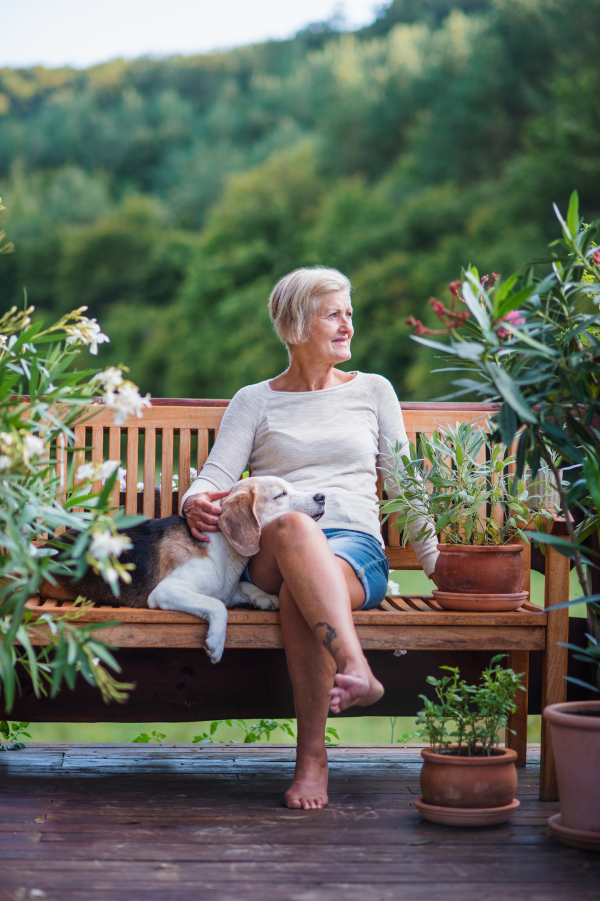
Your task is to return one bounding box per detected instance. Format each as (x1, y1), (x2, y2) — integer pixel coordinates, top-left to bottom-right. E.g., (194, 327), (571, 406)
(204, 643), (224, 664)
(204, 631), (225, 664)
(231, 582), (279, 610)
(252, 591), (280, 611)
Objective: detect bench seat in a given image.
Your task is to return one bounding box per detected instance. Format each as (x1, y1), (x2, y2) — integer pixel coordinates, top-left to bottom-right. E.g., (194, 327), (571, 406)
(26, 595), (547, 652)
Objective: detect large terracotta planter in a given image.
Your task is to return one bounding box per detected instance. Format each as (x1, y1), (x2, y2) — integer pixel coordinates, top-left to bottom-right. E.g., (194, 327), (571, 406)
(415, 746), (520, 826)
(544, 700), (600, 850)
(434, 544), (525, 594)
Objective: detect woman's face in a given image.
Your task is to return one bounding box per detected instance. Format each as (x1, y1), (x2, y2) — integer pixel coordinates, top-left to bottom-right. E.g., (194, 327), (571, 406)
(307, 290), (354, 364)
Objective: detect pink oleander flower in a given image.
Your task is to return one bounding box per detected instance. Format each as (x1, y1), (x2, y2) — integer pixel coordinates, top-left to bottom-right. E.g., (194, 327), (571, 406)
(592, 250), (600, 265)
(496, 309), (526, 338)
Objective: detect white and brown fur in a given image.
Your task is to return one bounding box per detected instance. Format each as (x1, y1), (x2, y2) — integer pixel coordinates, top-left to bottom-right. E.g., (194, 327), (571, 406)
(42, 477), (325, 663)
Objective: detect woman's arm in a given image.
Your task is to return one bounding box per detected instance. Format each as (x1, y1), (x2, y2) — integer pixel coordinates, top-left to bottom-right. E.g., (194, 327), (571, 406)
(179, 385), (264, 528)
(372, 377), (439, 578)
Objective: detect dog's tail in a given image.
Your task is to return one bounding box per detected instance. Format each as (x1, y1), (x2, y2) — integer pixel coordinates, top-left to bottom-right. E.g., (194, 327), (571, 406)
(40, 578), (78, 603)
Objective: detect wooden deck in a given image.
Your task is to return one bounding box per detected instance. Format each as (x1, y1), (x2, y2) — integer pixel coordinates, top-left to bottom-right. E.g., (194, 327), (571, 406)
(1, 744), (599, 900)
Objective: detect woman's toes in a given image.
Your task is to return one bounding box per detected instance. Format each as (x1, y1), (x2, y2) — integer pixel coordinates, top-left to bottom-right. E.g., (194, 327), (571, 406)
(329, 671), (384, 712)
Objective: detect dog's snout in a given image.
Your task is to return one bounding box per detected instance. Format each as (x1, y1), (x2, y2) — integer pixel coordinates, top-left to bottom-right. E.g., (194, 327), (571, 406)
(313, 493), (325, 504)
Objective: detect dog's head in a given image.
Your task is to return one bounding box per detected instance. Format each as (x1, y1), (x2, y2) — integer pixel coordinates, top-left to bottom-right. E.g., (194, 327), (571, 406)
(218, 476), (325, 557)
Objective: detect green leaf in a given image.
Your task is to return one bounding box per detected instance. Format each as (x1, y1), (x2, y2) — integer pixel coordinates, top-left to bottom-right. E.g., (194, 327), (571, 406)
(411, 335), (451, 354)
(497, 403), (517, 447)
(553, 202), (571, 240)
(530, 532), (597, 563)
(567, 190), (580, 241)
(495, 284), (535, 323)
(492, 273), (519, 311)
(486, 365), (536, 424)
(452, 341), (486, 361)
(462, 276), (491, 331)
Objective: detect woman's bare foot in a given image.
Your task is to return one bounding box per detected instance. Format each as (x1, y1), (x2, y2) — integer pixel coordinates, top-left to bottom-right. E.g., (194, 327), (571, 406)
(329, 670), (384, 714)
(284, 751), (328, 810)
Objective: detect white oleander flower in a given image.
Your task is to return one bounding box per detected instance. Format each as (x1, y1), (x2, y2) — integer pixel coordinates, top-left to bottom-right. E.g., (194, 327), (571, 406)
(76, 462), (97, 481)
(118, 467), (127, 491)
(0, 335), (7, 349)
(105, 567), (119, 587)
(104, 380), (151, 426)
(387, 578), (400, 596)
(0, 432), (14, 453)
(98, 460), (119, 481)
(137, 481), (144, 492)
(90, 531), (131, 561)
(0, 455), (11, 471)
(23, 434), (45, 462)
(190, 468), (197, 480)
(65, 317), (110, 355)
(95, 367), (123, 393)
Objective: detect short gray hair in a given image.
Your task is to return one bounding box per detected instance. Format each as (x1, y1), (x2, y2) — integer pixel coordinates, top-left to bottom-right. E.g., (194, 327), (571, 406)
(269, 267), (352, 345)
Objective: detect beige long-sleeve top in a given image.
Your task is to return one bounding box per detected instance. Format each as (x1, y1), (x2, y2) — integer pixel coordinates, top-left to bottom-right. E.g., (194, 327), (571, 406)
(180, 372), (438, 577)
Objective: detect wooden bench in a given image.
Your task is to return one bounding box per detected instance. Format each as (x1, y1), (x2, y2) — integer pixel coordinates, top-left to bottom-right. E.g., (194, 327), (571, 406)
(19, 400), (570, 801)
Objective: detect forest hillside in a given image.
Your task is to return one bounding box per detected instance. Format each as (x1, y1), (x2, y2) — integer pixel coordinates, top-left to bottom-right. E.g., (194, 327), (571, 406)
(1, 0), (599, 399)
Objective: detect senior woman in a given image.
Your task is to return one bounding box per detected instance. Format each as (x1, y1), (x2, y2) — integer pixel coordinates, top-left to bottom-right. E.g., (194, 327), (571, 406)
(181, 267), (438, 810)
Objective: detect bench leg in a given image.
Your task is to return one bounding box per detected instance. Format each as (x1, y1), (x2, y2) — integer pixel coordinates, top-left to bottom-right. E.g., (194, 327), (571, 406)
(539, 545), (570, 802)
(507, 650), (529, 766)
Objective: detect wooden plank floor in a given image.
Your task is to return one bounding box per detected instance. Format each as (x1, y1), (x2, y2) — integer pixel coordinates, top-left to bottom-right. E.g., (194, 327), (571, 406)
(1, 744), (599, 901)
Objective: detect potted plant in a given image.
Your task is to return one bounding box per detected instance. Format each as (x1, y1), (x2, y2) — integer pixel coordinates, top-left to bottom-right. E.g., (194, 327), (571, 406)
(406, 191), (600, 847)
(414, 655), (523, 826)
(382, 421), (553, 610)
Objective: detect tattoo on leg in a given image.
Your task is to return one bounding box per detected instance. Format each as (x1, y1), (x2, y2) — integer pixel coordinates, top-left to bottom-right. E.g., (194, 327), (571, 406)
(314, 621), (339, 656)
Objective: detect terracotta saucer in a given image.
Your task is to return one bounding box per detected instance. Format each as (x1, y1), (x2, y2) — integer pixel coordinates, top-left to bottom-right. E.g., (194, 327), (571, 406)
(548, 814), (600, 851)
(432, 590), (528, 612)
(414, 795), (520, 826)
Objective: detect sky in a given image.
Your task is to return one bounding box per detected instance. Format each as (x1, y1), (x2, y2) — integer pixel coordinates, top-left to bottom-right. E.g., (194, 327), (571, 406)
(1, 0), (381, 69)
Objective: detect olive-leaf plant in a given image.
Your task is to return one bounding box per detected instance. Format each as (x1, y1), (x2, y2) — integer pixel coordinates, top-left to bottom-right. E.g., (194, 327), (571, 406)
(0, 199), (151, 711)
(408, 191), (600, 690)
(381, 422), (554, 546)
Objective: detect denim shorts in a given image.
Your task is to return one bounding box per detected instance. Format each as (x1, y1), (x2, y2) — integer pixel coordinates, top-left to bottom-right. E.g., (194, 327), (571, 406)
(240, 527), (389, 611)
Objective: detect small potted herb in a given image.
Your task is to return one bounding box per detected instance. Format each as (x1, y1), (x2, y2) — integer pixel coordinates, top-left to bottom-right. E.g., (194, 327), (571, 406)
(415, 655), (524, 826)
(382, 421), (553, 610)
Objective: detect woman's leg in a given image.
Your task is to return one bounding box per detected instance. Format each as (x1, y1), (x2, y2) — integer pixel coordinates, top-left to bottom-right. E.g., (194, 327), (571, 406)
(247, 513), (384, 808)
(249, 513), (383, 709)
(279, 581), (334, 809)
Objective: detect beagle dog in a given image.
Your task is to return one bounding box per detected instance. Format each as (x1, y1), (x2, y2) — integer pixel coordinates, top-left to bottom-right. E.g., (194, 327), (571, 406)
(42, 477), (325, 663)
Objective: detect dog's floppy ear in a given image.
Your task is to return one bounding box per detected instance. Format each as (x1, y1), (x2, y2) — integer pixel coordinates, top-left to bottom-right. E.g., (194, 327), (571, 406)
(219, 485), (261, 557)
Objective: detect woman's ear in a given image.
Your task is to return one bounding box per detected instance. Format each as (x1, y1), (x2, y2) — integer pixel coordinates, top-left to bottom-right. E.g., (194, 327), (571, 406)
(218, 486), (261, 557)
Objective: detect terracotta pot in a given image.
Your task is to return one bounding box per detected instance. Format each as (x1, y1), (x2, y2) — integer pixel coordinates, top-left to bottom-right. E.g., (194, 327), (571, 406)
(543, 700), (600, 845)
(420, 746), (518, 809)
(434, 544), (524, 594)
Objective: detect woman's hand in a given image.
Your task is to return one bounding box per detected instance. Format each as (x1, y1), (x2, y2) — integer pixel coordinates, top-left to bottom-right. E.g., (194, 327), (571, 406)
(182, 490), (231, 542)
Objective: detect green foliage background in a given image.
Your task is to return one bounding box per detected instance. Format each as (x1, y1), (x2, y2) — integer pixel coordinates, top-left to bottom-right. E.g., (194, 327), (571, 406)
(1, 0), (599, 400)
